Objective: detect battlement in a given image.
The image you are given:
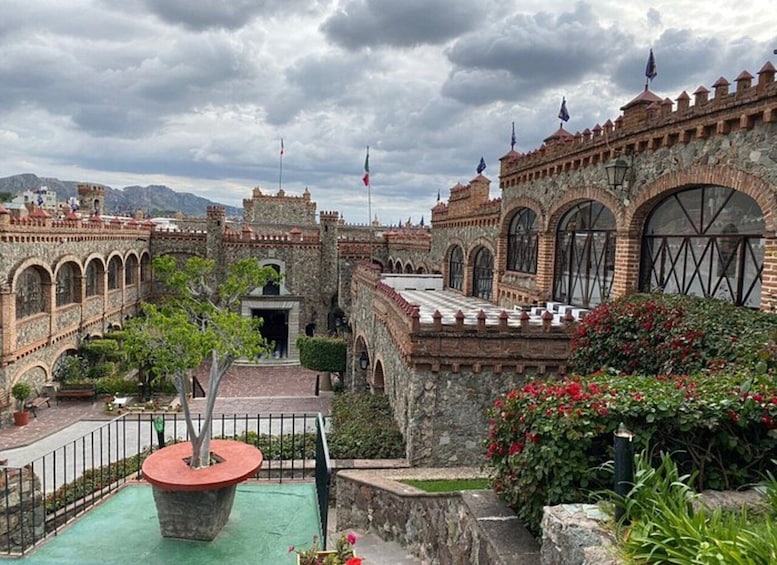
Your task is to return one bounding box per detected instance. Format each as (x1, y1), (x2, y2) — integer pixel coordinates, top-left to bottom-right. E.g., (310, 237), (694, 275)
(431, 175), (501, 224)
(500, 60), (777, 186)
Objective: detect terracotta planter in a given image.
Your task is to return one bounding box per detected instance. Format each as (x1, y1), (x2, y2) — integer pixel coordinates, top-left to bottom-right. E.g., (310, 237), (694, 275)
(142, 440), (263, 541)
(13, 411), (29, 427)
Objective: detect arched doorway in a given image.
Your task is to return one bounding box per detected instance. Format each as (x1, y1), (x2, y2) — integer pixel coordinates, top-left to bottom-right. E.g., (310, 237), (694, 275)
(640, 185), (764, 307)
(472, 247), (494, 299)
(554, 200), (616, 308)
(448, 246), (464, 291)
(372, 360), (385, 395)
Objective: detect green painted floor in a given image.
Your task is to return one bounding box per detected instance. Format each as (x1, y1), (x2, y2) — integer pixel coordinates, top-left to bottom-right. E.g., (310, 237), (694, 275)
(22, 483), (322, 565)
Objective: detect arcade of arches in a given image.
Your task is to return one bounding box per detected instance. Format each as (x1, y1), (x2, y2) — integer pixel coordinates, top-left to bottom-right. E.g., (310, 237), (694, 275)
(446, 184), (767, 310)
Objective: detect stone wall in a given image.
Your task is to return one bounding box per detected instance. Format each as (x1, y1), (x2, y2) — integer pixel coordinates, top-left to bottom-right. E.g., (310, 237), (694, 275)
(336, 469), (540, 565)
(350, 266), (571, 466)
(0, 466), (44, 553)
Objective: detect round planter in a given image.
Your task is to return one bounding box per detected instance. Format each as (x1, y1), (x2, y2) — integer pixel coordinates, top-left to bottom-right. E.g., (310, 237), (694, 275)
(142, 440), (263, 541)
(13, 411), (29, 427)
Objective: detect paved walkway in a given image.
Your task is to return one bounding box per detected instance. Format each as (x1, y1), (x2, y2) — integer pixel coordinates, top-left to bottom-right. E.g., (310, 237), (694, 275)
(0, 363), (424, 564)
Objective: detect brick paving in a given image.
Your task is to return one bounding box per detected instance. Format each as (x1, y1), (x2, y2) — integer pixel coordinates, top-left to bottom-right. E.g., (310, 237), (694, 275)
(0, 363), (332, 452)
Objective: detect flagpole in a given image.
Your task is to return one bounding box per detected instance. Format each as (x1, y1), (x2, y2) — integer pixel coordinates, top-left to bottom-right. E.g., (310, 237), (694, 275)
(366, 145), (372, 237)
(279, 138), (284, 190)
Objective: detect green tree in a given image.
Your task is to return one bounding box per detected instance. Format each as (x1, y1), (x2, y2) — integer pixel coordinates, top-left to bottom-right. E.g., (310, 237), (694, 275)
(123, 255), (279, 468)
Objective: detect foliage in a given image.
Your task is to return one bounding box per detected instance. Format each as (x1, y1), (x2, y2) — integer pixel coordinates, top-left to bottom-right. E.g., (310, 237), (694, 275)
(611, 452), (777, 564)
(327, 393), (406, 459)
(401, 478), (490, 492)
(296, 335), (347, 373)
(45, 452), (146, 513)
(223, 430), (317, 460)
(569, 294), (777, 376)
(53, 354), (89, 383)
(291, 533), (361, 565)
(486, 372), (777, 535)
(11, 382), (32, 410)
(121, 255), (278, 468)
(94, 376), (141, 396)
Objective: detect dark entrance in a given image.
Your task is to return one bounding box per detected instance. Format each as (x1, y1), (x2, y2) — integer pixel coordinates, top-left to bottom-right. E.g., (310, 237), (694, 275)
(252, 309), (288, 359)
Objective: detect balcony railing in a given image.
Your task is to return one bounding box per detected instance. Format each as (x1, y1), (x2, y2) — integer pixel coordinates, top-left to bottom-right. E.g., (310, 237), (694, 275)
(0, 411), (330, 555)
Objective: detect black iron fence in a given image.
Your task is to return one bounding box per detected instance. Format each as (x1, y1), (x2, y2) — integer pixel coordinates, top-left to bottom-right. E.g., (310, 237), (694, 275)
(0, 411), (330, 555)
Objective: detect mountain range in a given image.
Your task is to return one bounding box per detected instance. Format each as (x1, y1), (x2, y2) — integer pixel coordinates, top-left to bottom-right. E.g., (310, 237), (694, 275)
(0, 173), (242, 217)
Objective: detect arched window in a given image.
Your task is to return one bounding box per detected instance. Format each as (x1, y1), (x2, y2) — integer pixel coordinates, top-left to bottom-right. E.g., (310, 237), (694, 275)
(16, 267), (45, 318)
(125, 256), (138, 286)
(473, 247), (494, 299)
(507, 208), (538, 274)
(56, 263), (78, 307)
(641, 185), (764, 308)
(448, 246), (464, 291)
(554, 200), (616, 308)
(107, 257), (121, 290)
(85, 260), (104, 297)
(262, 264), (281, 295)
(140, 255), (151, 282)
(404, 263), (413, 274)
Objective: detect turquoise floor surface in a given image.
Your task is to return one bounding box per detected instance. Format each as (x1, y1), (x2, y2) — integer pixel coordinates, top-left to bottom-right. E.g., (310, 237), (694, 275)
(22, 482), (322, 565)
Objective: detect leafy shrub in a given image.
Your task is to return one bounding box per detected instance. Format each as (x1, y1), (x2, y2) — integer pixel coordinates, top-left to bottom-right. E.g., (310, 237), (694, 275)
(45, 452), (146, 513)
(88, 361), (116, 380)
(486, 372), (777, 535)
(569, 294), (777, 376)
(54, 355), (88, 383)
(226, 430), (316, 460)
(328, 393), (406, 459)
(296, 335), (346, 373)
(94, 376), (141, 396)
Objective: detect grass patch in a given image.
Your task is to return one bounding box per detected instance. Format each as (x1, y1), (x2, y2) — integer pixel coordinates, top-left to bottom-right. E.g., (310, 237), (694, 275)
(400, 478), (490, 492)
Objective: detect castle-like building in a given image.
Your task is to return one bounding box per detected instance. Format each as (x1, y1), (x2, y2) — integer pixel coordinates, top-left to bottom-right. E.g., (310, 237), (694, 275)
(2, 59), (776, 465)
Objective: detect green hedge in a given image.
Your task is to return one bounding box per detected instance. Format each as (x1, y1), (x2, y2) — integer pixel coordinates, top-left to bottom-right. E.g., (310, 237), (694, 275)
(296, 335), (346, 373)
(328, 393), (406, 459)
(487, 372), (777, 536)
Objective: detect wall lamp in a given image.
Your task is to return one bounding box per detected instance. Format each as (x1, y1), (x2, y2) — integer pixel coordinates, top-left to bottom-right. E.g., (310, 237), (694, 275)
(358, 351), (369, 370)
(605, 155), (632, 189)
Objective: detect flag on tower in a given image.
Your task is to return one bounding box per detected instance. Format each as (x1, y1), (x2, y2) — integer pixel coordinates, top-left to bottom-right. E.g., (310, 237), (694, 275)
(362, 147), (370, 186)
(558, 97), (570, 123)
(511, 121), (516, 150)
(477, 156), (487, 174)
(280, 138), (284, 156)
(645, 48), (657, 82)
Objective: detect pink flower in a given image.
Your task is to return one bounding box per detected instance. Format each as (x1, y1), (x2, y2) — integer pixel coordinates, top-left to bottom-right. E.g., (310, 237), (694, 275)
(347, 533), (357, 546)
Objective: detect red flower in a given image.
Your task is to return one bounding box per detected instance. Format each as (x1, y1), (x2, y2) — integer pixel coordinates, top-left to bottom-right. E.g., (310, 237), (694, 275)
(345, 558), (363, 565)
(347, 533), (357, 546)
(509, 442), (524, 455)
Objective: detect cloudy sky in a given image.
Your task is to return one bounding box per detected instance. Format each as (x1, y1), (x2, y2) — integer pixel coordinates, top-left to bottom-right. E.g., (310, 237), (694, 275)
(0, 1), (775, 225)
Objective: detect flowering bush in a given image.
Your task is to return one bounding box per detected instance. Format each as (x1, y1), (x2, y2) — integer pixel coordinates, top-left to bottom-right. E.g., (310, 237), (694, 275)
(291, 533), (361, 565)
(569, 294), (777, 376)
(486, 372), (777, 536)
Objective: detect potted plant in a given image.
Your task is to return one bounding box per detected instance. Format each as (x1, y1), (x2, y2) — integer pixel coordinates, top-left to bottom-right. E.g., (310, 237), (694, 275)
(291, 533), (361, 565)
(126, 255), (280, 541)
(11, 382), (33, 426)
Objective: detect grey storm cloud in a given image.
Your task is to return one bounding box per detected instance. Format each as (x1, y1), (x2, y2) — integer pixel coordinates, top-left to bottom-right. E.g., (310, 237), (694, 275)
(442, 2), (632, 104)
(611, 22), (774, 97)
(320, 0), (479, 50)
(141, 0), (274, 31)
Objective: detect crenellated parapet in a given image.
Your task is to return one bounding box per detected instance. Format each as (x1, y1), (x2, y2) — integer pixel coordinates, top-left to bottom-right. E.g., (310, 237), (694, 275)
(353, 265), (572, 374)
(243, 186), (317, 226)
(500, 60), (777, 188)
(431, 175), (502, 227)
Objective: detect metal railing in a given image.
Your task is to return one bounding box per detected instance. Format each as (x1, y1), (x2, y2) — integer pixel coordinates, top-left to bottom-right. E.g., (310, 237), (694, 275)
(0, 411), (330, 555)
(315, 414), (333, 547)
